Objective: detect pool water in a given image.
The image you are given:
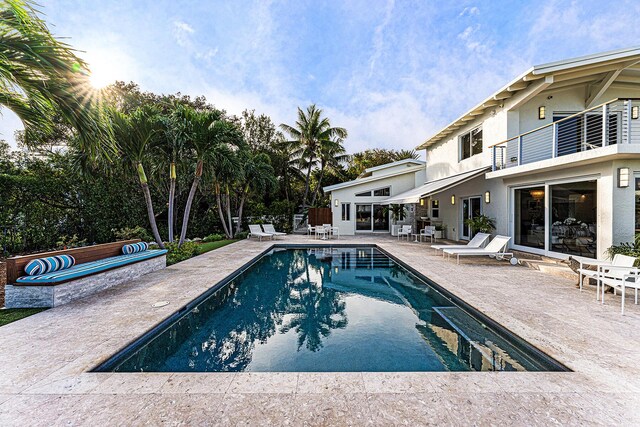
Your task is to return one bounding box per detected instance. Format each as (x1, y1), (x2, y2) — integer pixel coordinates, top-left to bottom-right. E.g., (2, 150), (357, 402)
(100, 247), (566, 372)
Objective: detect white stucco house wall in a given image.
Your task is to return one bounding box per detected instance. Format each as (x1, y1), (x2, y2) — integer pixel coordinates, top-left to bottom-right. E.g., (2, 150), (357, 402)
(325, 46), (640, 260)
(323, 159), (426, 236)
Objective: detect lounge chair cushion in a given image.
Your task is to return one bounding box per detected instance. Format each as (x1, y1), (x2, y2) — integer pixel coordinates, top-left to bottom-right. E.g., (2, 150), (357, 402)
(24, 255), (76, 276)
(16, 249), (167, 284)
(122, 242), (149, 254)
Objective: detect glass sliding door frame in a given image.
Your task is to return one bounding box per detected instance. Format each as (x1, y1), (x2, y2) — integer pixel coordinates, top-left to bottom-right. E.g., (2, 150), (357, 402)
(509, 175), (599, 258)
(460, 196), (482, 240)
(355, 203), (390, 232)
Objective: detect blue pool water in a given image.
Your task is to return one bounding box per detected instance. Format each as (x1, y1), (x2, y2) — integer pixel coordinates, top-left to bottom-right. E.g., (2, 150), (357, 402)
(100, 247), (566, 372)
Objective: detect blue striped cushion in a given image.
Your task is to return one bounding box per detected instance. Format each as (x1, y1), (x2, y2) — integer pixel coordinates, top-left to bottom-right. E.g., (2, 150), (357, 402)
(16, 250), (167, 284)
(24, 255), (76, 276)
(122, 242), (149, 255)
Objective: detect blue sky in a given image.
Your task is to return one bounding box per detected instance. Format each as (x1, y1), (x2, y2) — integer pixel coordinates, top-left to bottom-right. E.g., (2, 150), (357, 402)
(2, 0), (639, 153)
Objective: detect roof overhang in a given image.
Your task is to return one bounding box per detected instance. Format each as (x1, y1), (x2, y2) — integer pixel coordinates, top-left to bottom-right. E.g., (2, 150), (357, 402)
(416, 46), (640, 150)
(381, 167), (489, 205)
(323, 165), (424, 193)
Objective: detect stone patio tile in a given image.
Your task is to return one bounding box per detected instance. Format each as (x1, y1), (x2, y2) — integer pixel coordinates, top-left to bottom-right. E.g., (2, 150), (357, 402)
(425, 372), (503, 393)
(365, 393), (453, 426)
(429, 392), (533, 426)
(294, 393), (372, 426)
(22, 373), (112, 395)
(507, 392), (618, 426)
(131, 393), (224, 426)
(227, 372), (299, 394)
(0, 394), (80, 426)
(59, 394), (153, 425)
(159, 373), (236, 394)
(213, 393), (298, 426)
(90, 373), (173, 394)
(296, 372), (366, 394)
(362, 372), (434, 393)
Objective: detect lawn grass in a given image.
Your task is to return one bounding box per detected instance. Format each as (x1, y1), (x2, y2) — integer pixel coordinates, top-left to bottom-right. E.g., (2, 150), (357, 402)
(196, 239), (237, 255)
(0, 308), (47, 327)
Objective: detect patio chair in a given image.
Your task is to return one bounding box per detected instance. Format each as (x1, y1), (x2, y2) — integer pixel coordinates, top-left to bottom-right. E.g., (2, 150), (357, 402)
(431, 233), (491, 257)
(248, 224), (273, 241)
(576, 254), (636, 295)
(397, 225), (412, 241)
(307, 224), (316, 238)
(597, 266), (640, 315)
(315, 225), (330, 240)
(420, 226), (436, 243)
(262, 224), (286, 240)
(443, 235), (515, 265)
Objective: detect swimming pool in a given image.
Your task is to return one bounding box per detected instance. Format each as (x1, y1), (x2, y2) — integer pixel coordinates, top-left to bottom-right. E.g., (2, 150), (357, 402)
(96, 246), (567, 372)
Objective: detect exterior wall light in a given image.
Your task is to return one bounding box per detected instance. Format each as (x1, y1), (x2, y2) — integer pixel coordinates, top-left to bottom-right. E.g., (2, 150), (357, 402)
(484, 191), (490, 204)
(334, 199), (339, 207)
(451, 195), (455, 205)
(633, 106), (639, 120)
(618, 167), (630, 188)
(420, 198), (425, 206)
(538, 106), (546, 120)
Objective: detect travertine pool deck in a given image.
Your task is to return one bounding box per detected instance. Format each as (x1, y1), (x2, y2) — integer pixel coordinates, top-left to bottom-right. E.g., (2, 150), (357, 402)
(1, 235), (639, 426)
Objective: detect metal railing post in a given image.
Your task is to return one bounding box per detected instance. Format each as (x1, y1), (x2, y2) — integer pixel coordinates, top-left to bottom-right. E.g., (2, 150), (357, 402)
(626, 100), (632, 144)
(602, 104), (608, 147)
(551, 122), (557, 158)
(517, 136), (522, 165)
(492, 146), (496, 171)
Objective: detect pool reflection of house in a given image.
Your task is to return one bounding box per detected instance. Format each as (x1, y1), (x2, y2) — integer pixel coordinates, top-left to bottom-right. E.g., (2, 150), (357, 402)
(325, 47), (640, 259)
(312, 248), (533, 371)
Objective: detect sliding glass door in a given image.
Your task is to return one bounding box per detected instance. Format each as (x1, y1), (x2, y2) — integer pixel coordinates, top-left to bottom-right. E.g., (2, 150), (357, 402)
(512, 180), (597, 258)
(356, 204), (389, 232)
(461, 197), (482, 240)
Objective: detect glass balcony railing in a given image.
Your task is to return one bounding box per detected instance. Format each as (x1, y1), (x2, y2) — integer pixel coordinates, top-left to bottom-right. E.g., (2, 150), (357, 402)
(491, 99), (640, 171)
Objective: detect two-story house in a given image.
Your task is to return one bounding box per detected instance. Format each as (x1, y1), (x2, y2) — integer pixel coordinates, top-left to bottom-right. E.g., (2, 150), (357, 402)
(326, 47), (640, 259)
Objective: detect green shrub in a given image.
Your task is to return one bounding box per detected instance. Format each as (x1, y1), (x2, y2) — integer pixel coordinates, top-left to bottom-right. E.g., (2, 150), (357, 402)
(165, 241), (199, 265)
(606, 234), (640, 263)
(464, 215), (496, 234)
(56, 234), (87, 250)
(112, 226), (152, 242)
(203, 233), (225, 242)
(235, 231), (249, 240)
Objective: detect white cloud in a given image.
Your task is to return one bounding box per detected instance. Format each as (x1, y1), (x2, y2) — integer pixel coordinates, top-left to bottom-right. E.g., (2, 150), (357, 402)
(368, 0), (395, 76)
(459, 6), (479, 17)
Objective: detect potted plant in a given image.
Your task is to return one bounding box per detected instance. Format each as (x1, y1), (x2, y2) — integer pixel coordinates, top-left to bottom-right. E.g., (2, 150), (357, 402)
(434, 224), (445, 239)
(385, 204), (407, 224)
(464, 214), (496, 234)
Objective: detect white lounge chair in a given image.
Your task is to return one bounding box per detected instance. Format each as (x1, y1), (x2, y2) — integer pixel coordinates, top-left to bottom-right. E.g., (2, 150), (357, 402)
(597, 266), (640, 314)
(248, 224), (273, 241)
(576, 254), (636, 295)
(431, 233), (491, 257)
(397, 225), (412, 241)
(262, 224), (286, 240)
(443, 235), (515, 265)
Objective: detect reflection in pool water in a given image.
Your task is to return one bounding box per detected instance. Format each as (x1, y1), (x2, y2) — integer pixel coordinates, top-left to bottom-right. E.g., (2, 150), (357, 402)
(106, 247), (564, 372)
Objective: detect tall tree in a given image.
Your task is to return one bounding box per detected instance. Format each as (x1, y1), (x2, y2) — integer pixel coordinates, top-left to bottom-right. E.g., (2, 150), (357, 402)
(280, 105), (347, 208)
(310, 137), (347, 206)
(177, 106), (239, 245)
(111, 107), (165, 248)
(0, 0), (111, 157)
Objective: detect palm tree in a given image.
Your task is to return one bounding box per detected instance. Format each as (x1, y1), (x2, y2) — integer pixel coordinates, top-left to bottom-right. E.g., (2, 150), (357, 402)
(0, 0), (111, 156)
(178, 107), (239, 245)
(310, 137), (348, 206)
(234, 150), (277, 236)
(280, 105), (347, 207)
(111, 107), (165, 248)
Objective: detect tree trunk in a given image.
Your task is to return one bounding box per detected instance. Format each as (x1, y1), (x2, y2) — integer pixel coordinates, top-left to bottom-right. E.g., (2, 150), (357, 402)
(310, 162), (326, 206)
(179, 160), (203, 245)
(137, 163), (164, 249)
(225, 188), (233, 238)
(168, 162), (176, 243)
(235, 185), (249, 235)
(215, 185), (232, 239)
(301, 159), (313, 207)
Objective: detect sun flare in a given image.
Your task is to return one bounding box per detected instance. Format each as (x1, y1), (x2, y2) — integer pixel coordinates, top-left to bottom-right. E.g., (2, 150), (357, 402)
(86, 53), (124, 89)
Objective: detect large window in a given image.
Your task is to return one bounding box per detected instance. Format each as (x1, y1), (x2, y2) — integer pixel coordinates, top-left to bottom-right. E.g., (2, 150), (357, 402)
(549, 181), (597, 258)
(459, 127), (483, 160)
(356, 205), (372, 230)
(373, 187), (390, 197)
(341, 203), (351, 221)
(431, 200), (439, 218)
(514, 187), (545, 249)
(355, 204), (389, 232)
(636, 178), (640, 233)
(513, 181), (597, 258)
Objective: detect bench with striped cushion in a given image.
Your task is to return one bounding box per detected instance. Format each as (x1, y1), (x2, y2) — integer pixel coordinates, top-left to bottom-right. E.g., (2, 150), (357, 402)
(15, 250), (168, 285)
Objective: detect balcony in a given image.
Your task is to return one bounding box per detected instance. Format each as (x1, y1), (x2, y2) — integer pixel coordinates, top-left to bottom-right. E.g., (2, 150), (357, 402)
(491, 99), (640, 173)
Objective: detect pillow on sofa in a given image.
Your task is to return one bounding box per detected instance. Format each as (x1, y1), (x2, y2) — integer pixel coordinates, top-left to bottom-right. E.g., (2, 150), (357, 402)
(24, 255), (76, 276)
(122, 242), (149, 255)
